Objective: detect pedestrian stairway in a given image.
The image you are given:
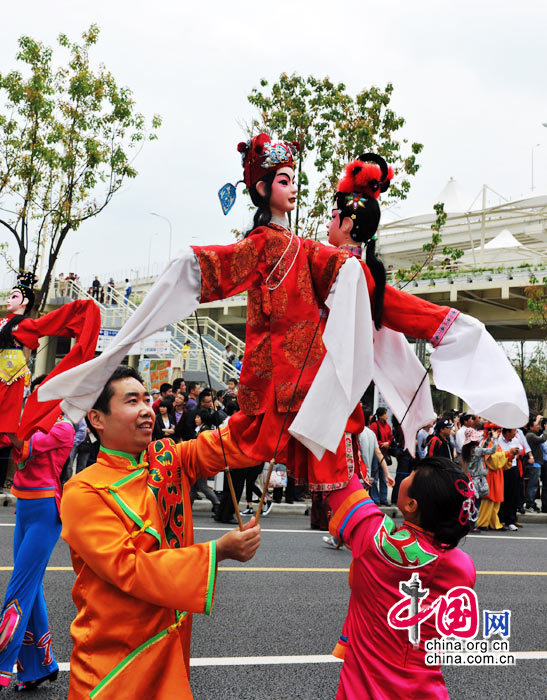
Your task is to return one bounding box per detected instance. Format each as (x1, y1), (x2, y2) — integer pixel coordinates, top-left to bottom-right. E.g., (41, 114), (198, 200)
(63, 281), (242, 387)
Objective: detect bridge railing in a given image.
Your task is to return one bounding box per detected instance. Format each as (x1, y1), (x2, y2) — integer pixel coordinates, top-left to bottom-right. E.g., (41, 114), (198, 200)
(183, 315), (245, 358)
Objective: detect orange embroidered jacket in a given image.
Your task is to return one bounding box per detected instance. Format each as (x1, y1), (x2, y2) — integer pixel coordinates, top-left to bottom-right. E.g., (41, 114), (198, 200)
(60, 426), (256, 700)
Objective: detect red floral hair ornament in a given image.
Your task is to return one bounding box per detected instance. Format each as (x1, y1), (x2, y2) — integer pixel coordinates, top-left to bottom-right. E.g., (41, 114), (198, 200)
(336, 153), (394, 200)
(238, 133), (300, 189)
(454, 478), (478, 526)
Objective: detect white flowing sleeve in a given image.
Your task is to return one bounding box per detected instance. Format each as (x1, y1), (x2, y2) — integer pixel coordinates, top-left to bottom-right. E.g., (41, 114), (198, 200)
(289, 257), (374, 459)
(429, 312), (528, 428)
(372, 326), (435, 458)
(38, 249), (202, 422)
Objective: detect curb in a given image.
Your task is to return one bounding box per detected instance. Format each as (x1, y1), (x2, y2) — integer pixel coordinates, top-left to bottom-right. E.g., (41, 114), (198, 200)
(4, 492), (546, 524)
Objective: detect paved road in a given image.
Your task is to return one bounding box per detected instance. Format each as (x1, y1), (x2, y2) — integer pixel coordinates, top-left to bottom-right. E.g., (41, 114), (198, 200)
(0, 506), (545, 699)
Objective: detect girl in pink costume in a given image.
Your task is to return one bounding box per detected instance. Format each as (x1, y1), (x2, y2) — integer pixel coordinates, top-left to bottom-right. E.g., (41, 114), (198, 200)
(327, 457), (476, 699)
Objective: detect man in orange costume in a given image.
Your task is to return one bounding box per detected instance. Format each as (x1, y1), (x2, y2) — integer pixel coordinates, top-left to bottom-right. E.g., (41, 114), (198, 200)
(60, 366), (261, 699)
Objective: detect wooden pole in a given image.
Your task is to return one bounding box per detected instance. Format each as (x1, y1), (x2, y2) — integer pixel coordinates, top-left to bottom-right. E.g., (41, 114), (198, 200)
(225, 466), (244, 531)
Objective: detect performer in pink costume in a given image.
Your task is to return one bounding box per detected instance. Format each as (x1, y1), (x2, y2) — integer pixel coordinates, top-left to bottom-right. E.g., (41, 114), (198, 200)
(327, 460), (476, 700)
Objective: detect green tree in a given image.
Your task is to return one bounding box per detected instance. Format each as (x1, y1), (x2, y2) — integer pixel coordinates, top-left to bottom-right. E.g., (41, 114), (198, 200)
(509, 341), (547, 413)
(524, 275), (547, 331)
(0, 25), (160, 311)
(247, 74), (423, 238)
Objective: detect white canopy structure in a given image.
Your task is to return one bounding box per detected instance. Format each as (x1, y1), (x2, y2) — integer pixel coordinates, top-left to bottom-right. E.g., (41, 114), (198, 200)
(377, 181), (547, 269)
(483, 229), (522, 250)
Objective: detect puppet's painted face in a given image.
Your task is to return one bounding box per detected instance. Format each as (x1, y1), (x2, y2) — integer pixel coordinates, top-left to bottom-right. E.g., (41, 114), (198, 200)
(6, 289), (27, 315)
(268, 167), (297, 217)
(327, 209), (348, 247)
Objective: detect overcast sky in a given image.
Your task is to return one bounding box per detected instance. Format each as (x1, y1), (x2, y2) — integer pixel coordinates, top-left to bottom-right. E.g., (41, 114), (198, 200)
(1, 0), (546, 286)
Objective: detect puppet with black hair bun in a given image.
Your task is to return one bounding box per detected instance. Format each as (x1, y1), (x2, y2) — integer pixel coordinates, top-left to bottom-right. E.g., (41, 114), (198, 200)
(42, 133), (527, 497)
(0, 273), (101, 436)
(330, 153), (393, 329)
(0, 273), (38, 433)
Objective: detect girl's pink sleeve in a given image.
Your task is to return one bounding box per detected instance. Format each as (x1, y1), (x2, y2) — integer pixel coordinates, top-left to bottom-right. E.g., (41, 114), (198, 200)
(327, 474), (383, 557)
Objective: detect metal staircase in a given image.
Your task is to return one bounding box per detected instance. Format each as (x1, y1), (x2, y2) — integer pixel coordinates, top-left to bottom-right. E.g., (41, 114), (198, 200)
(64, 281), (240, 386)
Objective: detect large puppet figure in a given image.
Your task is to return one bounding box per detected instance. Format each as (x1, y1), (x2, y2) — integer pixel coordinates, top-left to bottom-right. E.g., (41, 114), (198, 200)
(37, 135), (528, 490)
(0, 273), (101, 439)
(0, 277), (100, 691)
(0, 273), (37, 433)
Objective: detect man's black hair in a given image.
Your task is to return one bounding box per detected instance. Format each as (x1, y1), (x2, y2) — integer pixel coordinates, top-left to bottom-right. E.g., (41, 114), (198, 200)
(92, 366), (144, 415)
(159, 382), (172, 395)
(172, 377), (184, 392)
(187, 381), (200, 393)
(198, 388), (213, 405)
(227, 377), (239, 386)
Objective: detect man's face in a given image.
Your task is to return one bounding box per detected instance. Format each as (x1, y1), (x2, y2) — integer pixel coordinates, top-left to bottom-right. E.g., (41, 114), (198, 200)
(200, 395), (213, 410)
(6, 289), (27, 314)
(174, 394), (185, 409)
(162, 387), (173, 398)
(178, 381), (186, 393)
(191, 384), (200, 398)
(89, 377), (155, 456)
(504, 429), (517, 441)
(227, 381), (236, 392)
(440, 426), (452, 440)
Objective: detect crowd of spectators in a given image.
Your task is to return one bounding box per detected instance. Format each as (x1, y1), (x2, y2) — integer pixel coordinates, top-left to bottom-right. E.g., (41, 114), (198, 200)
(3, 369), (545, 536)
(358, 406), (547, 534)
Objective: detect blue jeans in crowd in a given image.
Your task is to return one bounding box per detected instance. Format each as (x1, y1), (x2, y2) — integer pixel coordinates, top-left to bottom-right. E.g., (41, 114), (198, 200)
(525, 464), (541, 507)
(369, 453), (388, 505)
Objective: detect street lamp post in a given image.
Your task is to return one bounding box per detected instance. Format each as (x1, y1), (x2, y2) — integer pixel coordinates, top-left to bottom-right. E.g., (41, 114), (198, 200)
(531, 143), (540, 191)
(150, 212), (172, 262)
(68, 251), (80, 273)
(147, 233), (158, 278)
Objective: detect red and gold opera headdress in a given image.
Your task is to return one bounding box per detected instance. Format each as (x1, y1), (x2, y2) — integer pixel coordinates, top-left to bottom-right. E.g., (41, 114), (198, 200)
(238, 133), (299, 190)
(218, 133), (300, 215)
(334, 153), (393, 243)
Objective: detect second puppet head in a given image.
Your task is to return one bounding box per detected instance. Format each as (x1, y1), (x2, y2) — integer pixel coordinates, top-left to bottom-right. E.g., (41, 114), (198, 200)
(334, 153), (393, 243)
(335, 154), (393, 330)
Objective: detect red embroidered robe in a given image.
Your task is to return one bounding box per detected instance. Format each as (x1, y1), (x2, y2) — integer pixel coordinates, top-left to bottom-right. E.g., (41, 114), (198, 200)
(0, 301), (101, 437)
(192, 224), (453, 489)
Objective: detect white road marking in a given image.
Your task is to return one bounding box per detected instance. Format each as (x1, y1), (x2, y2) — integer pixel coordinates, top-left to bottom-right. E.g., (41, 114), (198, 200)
(38, 650), (547, 673)
(1, 522), (546, 540)
(467, 535), (547, 541)
(196, 526), (325, 534)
